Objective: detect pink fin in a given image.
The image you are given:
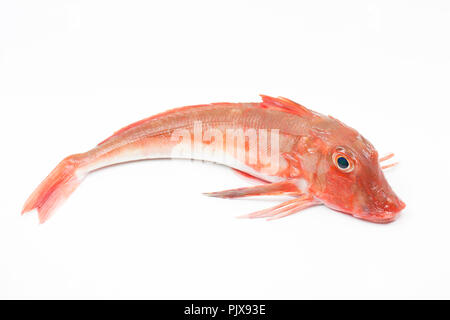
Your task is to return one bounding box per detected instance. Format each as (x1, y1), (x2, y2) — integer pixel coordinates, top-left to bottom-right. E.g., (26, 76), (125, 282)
(203, 181), (302, 199)
(22, 154), (87, 223)
(260, 95), (313, 117)
(231, 168), (270, 184)
(238, 195), (320, 220)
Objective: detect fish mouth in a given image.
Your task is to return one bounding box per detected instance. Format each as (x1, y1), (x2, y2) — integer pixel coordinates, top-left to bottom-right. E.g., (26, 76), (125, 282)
(353, 200), (406, 223)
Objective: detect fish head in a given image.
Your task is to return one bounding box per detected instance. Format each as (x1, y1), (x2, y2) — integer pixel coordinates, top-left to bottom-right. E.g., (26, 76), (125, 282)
(305, 116), (405, 223)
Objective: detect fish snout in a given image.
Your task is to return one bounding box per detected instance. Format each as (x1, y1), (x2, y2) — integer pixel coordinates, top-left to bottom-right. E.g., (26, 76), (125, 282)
(358, 193), (406, 223)
(353, 171), (406, 223)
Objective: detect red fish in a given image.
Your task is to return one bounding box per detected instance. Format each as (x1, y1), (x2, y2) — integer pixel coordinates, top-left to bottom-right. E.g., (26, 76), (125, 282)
(22, 95), (405, 224)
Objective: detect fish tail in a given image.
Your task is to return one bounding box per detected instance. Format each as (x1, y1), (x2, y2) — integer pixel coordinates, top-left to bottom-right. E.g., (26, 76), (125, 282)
(22, 153), (88, 223)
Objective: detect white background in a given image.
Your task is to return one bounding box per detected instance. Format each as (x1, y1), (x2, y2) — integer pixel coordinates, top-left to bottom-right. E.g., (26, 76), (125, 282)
(1, 0), (449, 299)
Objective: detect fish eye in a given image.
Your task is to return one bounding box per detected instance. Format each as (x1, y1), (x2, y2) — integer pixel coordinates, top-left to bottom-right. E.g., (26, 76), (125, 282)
(337, 156), (349, 169)
(332, 152), (354, 173)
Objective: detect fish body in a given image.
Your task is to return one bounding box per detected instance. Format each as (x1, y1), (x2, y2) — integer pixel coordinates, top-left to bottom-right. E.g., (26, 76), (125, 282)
(22, 95), (405, 223)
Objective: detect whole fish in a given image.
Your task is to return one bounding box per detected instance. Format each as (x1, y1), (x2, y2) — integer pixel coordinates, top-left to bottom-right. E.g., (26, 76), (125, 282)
(22, 95), (405, 224)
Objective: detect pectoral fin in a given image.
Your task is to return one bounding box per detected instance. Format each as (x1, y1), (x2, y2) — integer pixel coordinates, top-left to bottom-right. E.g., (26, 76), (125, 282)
(231, 168), (270, 183)
(238, 195), (320, 220)
(203, 180), (301, 199)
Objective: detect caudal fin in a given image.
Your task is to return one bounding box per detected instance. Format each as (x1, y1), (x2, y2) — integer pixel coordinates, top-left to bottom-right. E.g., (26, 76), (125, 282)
(22, 154), (87, 223)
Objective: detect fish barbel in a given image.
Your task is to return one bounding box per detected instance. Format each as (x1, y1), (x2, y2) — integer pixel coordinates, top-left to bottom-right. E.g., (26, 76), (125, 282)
(22, 95), (405, 223)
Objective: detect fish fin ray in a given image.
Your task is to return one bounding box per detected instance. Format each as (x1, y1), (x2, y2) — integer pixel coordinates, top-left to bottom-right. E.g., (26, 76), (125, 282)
(260, 95), (313, 117)
(22, 154), (87, 223)
(238, 195), (320, 220)
(231, 168), (270, 184)
(203, 181), (301, 199)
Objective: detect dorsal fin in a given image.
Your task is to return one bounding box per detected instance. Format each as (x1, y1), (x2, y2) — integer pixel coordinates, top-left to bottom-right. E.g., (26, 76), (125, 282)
(260, 95), (312, 117)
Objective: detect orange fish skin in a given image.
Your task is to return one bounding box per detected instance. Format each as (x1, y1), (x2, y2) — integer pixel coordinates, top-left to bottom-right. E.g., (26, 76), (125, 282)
(22, 95), (405, 223)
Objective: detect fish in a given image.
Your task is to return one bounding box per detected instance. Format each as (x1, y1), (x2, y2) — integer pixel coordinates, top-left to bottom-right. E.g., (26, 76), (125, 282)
(22, 95), (405, 224)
